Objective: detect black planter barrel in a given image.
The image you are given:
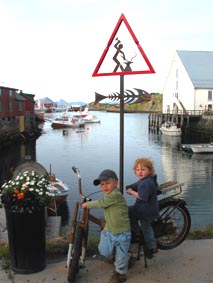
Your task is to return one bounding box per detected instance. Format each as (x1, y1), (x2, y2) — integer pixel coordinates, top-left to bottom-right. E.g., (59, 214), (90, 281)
(5, 207), (46, 274)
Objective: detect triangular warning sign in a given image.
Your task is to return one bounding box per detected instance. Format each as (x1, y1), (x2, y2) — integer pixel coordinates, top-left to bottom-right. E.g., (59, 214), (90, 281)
(92, 14), (155, 77)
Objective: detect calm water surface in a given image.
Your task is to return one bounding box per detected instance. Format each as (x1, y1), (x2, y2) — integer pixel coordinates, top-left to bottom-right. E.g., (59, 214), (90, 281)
(34, 111), (213, 229)
(1, 111), (212, 230)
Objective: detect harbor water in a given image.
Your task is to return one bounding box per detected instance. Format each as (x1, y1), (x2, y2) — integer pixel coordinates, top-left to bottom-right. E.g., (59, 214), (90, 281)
(1, 111), (213, 231)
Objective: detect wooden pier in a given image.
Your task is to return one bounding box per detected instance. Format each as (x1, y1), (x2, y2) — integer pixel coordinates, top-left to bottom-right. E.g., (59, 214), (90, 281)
(148, 111), (204, 133)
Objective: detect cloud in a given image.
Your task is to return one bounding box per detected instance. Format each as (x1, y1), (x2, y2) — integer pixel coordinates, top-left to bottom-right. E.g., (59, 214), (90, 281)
(0, 0), (213, 102)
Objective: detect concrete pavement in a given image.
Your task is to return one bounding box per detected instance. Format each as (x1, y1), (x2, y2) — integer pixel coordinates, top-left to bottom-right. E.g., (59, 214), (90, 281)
(1, 239), (213, 283)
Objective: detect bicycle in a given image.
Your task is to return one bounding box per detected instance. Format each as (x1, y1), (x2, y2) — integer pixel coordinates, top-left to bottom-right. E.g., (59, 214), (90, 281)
(67, 167), (104, 283)
(67, 167), (191, 282)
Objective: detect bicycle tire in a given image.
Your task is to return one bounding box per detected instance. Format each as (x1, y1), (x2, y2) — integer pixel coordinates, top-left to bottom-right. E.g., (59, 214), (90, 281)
(67, 226), (84, 283)
(156, 200), (191, 250)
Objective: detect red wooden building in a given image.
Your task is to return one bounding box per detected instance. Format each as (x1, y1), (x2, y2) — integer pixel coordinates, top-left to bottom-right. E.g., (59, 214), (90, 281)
(0, 86), (36, 134)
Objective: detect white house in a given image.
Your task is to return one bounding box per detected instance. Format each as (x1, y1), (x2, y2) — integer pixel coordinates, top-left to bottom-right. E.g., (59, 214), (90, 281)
(162, 50), (213, 114)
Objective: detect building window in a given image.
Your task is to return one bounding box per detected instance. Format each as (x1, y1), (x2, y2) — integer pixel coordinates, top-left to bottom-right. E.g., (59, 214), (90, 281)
(18, 102), (23, 111)
(9, 89), (13, 97)
(208, 90), (212, 101)
(174, 92), (178, 99)
(0, 101), (2, 112)
(9, 101), (13, 112)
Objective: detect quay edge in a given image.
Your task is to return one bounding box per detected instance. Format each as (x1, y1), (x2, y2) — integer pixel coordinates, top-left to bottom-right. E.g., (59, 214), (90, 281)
(0, 128), (42, 150)
(148, 112), (213, 135)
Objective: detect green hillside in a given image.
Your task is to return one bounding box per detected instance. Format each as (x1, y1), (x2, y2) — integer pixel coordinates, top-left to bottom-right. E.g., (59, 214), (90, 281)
(89, 93), (162, 113)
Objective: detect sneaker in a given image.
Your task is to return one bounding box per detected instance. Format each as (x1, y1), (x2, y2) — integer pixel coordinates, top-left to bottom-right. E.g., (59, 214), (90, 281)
(108, 271), (127, 283)
(104, 254), (115, 264)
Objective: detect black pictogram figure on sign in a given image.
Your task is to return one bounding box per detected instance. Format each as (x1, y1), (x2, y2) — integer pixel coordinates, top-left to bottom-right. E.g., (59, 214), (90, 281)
(113, 38), (137, 72)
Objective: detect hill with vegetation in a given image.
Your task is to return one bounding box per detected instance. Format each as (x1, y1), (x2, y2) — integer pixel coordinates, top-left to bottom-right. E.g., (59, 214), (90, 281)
(88, 93), (162, 113)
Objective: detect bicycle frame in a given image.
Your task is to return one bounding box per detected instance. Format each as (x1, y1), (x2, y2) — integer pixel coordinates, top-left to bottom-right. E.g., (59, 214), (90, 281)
(66, 167), (104, 269)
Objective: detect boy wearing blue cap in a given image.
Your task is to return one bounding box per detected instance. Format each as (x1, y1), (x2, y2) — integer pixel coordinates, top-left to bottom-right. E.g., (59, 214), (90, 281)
(82, 169), (131, 283)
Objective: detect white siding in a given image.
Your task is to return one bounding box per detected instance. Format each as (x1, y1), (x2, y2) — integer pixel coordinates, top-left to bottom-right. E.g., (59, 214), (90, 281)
(195, 89), (213, 111)
(162, 51), (213, 113)
(163, 52), (194, 113)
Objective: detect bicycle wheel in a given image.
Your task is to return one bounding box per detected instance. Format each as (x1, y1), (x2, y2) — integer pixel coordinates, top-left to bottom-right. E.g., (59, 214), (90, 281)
(156, 200), (191, 250)
(67, 226), (84, 283)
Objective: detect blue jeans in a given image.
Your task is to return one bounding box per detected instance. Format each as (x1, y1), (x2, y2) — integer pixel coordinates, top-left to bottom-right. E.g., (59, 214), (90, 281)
(128, 206), (157, 250)
(139, 217), (157, 249)
(98, 230), (131, 274)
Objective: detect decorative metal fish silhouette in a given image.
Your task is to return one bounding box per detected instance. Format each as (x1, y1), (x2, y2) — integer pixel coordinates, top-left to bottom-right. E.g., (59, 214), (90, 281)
(94, 88), (151, 105)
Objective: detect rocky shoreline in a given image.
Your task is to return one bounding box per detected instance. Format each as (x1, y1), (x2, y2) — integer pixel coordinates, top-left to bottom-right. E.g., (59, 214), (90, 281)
(0, 128), (42, 150)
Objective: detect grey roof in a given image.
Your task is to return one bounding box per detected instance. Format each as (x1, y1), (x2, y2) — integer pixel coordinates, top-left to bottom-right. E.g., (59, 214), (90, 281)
(16, 93), (27, 101)
(177, 50), (213, 89)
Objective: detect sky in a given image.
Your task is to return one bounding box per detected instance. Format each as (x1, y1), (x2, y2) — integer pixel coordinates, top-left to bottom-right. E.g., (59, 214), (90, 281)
(0, 0), (213, 103)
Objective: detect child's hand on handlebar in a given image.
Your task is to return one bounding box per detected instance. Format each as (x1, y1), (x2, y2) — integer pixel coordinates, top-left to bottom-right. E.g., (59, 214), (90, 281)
(126, 188), (133, 195)
(82, 202), (87, 208)
(127, 188), (141, 199)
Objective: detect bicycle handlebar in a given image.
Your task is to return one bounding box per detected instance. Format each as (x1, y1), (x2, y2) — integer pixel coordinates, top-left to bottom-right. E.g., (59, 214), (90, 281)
(72, 166), (92, 202)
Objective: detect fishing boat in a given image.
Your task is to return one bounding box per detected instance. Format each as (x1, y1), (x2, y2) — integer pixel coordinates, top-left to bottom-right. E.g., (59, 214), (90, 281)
(51, 117), (85, 129)
(47, 174), (70, 213)
(159, 122), (181, 137)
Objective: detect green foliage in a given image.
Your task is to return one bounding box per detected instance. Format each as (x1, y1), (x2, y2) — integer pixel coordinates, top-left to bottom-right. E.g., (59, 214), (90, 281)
(188, 224), (213, 239)
(89, 93), (162, 112)
(46, 237), (68, 258)
(86, 237), (99, 256)
(0, 244), (9, 259)
(0, 236), (100, 262)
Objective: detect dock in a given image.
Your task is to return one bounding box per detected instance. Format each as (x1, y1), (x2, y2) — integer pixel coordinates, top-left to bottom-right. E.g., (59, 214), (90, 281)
(148, 111), (213, 134)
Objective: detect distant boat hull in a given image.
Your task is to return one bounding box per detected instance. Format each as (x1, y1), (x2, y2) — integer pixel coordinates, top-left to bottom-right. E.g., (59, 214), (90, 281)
(159, 123), (181, 137)
(182, 143), (213, 153)
(51, 120), (85, 129)
(83, 115), (100, 123)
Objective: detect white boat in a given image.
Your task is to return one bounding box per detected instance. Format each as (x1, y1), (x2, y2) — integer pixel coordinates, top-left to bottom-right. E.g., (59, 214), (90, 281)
(51, 117), (85, 129)
(160, 134), (181, 148)
(82, 114), (100, 123)
(52, 109), (100, 127)
(159, 122), (181, 137)
(182, 143), (213, 153)
(182, 136), (213, 154)
(47, 175), (70, 213)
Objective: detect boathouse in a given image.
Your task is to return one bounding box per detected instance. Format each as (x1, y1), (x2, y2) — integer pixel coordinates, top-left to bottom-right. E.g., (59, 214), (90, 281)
(163, 50), (213, 114)
(149, 51), (213, 134)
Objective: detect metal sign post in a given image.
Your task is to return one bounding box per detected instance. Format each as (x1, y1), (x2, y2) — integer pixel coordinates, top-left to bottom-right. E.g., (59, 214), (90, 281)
(119, 75), (124, 192)
(92, 14), (155, 193)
